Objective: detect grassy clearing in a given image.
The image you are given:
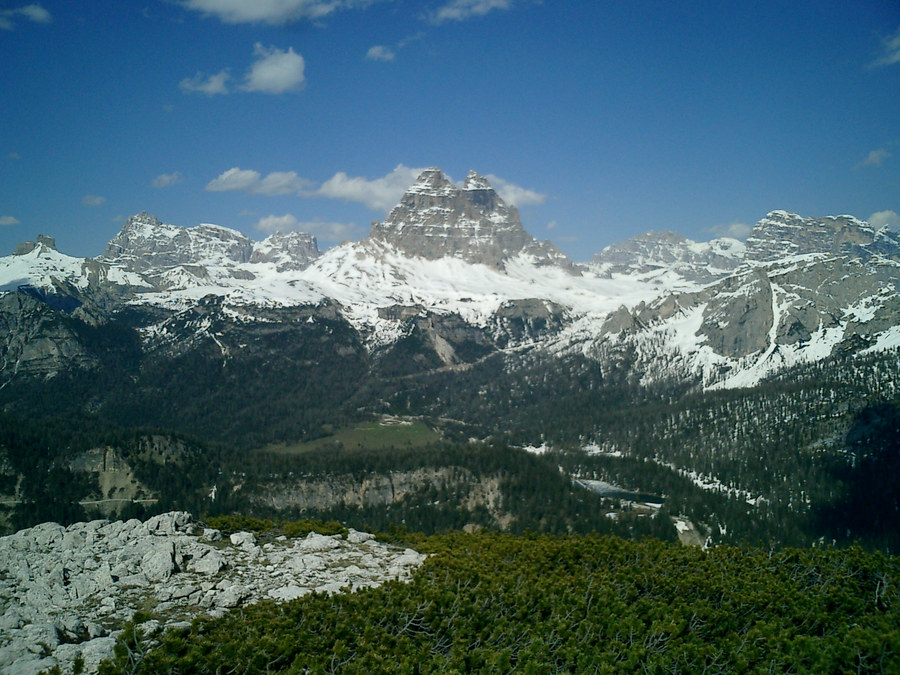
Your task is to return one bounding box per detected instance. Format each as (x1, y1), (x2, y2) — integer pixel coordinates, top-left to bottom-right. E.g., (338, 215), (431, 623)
(260, 417), (440, 456)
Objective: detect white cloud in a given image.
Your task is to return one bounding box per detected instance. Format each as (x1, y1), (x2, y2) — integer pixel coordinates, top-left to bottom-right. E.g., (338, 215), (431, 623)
(241, 44), (305, 93)
(257, 171), (314, 195)
(205, 167), (315, 196)
(207, 168), (262, 191)
(0, 215), (21, 226)
(319, 165), (426, 210)
(366, 45), (395, 62)
(208, 165), (420, 208)
(255, 213), (302, 233)
(708, 221), (753, 239)
(17, 4), (50, 22)
(178, 0), (376, 25)
(179, 70), (231, 95)
(857, 148), (891, 168)
(255, 213), (363, 242)
(484, 173), (546, 207)
(180, 45), (305, 96)
(207, 164), (546, 214)
(546, 220), (557, 230)
(0, 4), (51, 30)
(870, 26), (900, 68)
(868, 210), (900, 231)
(152, 171), (184, 188)
(430, 0), (512, 23)
(82, 195), (106, 207)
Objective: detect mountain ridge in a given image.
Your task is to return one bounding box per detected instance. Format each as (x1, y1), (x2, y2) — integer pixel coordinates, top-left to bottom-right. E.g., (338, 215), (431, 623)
(1, 168), (898, 390)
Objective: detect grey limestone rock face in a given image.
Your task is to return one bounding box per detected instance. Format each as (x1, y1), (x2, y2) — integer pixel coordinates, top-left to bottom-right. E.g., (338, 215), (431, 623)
(229, 530), (257, 548)
(250, 231), (320, 271)
(103, 212), (254, 272)
(0, 292), (97, 376)
(12, 235), (57, 256)
(368, 168), (574, 271)
(746, 210), (900, 263)
(590, 230), (745, 284)
(697, 269), (774, 359)
(595, 233), (900, 388)
(0, 513), (425, 674)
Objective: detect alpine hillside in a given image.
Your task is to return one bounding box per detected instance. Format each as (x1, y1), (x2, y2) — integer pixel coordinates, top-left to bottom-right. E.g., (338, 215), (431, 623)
(0, 168), (898, 551)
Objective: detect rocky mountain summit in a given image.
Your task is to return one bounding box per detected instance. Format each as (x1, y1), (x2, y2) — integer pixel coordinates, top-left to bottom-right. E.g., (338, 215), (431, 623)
(103, 212), (255, 272)
(250, 231), (320, 271)
(99, 212), (321, 289)
(0, 167), (898, 390)
(589, 230), (745, 284)
(590, 210), (900, 388)
(12, 234), (58, 257)
(0, 511), (425, 675)
(746, 210), (900, 263)
(368, 169), (573, 270)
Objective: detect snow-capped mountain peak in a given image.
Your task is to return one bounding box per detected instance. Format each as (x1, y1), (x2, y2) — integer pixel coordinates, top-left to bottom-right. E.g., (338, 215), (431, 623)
(367, 167), (569, 270)
(462, 169), (493, 191)
(250, 231), (320, 272)
(103, 212), (254, 272)
(1, 166), (898, 393)
(589, 230), (745, 285)
(746, 210), (900, 262)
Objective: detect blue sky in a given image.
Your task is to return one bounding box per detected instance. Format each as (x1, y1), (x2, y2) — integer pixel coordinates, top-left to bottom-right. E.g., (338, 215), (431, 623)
(1, 0), (899, 260)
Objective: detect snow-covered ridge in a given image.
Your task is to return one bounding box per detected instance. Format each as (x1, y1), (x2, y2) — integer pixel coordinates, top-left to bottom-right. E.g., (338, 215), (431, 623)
(589, 230), (745, 284)
(0, 241), (149, 294)
(367, 168), (555, 269)
(746, 210), (900, 263)
(2, 168), (899, 390)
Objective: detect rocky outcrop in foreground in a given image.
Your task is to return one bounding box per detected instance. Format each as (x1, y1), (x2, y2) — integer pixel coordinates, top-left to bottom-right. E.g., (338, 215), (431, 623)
(0, 512), (425, 675)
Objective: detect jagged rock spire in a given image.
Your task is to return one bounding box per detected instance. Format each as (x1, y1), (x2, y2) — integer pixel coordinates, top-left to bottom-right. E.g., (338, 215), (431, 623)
(369, 168), (572, 270)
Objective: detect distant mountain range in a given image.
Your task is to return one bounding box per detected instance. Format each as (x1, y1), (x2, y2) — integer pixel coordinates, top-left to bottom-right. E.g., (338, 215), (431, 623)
(2, 168), (899, 550)
(2, 168), (898, 387)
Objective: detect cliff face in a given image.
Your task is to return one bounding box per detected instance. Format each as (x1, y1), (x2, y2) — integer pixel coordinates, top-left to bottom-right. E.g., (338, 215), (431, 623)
(250, 467), (509, 527)
(0, 292), (96, 377)
(368, 169), (572, 270)
(746, 210), (900, 263)
(103, 212), (255, 272)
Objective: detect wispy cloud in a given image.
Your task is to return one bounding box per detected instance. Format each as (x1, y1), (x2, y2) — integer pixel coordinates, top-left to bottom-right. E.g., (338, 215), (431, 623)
(0, 215), (21, 226)
(82, 195), (106, 207)
(708, 221), (753, 239)
(208, 164), (546, 214)
(206, 168), (315, 196)
(241, 44), (305, 93)
(152, 171), (184, 188)
(870, 26), (900, 68)
(365, 33), (423, 63)
(366, 45), (396, 62)
(484, 173), (546, 206)
(856, 148), (891, 169)
(258, 171), (315, 195)
(180, 70), (230, 95)
(0, 4), (51, 31)
(318, 165), (426, 210)
(177, 0), (379, 25)
(180, 44), (305, 95)
(429, 0), (512, 24)
(255, 213), (363, 242)
(209, 165), (422, 210)
(868, 210), (900, 231)
(207, 167), (260, 191)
